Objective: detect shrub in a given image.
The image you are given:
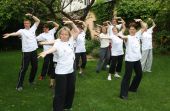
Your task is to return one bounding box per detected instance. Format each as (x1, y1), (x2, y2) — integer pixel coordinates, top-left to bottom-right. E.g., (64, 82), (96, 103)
(86, 39), (100, 54)
(91, 47), (100, 58)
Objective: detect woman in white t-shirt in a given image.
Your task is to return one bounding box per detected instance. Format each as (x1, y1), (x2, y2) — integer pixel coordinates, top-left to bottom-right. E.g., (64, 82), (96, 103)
(74, 20), (87, 75)
(38, 20), (79, 111)
(95, 25), (111, 73)
(141, 18), (156, 72)
(119, 19), (147, 99)
(36, 21), (59, 87)
(107, 19), (126, 80)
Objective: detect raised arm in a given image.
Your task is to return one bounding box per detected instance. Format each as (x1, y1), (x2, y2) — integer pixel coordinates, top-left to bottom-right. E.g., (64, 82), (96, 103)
(74, 20), (87, 32)
(63, 20), (79, 39)
(25, 13), (40, 27)
(3, 32), (21, 39)
(134, 19), (147, 33)
(120, 18), (126, 33)
(38, 40), (56, 45)
(149, 18), (156, 28)
(47, 21), (59, 30)
(38, 46), (57, 58)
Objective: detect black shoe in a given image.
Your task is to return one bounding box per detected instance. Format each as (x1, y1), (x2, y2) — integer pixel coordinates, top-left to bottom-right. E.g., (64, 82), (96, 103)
(119, 95), (128, 100)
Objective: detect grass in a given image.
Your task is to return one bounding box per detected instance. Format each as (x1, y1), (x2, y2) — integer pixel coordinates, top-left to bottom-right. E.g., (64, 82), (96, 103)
(0, 50), (170, 111)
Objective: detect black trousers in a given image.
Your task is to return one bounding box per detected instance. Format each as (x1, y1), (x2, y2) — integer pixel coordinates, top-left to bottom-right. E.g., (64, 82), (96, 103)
(16, 50), (38, 88)
(120, 60), (143, 97)
(53, 72), (76, 111)
(41, 54), (54, 78)
(75, 52), (87, 70)
(109, 55), (124, 74)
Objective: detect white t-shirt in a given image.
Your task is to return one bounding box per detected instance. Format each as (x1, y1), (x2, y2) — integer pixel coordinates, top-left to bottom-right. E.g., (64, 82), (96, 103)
(36, 28), (56, 51)
(141, 27), (154, 51)
(53, 39), (60, 63)
(75, 31), (86, 53)
(53, 37), (75, 74)
(125, 30), (142, 62)
(108, 24), (122, 37)
(17, 23), (38, 52)
(110, 32), (124, 56)
(99, 33), (110, 48)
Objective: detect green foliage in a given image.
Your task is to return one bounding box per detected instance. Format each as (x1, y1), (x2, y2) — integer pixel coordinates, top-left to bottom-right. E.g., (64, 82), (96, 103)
(91, 47), (100, 58)
(154, 30), (170, 54)
(86, 39), (100, 54)
(116, 0), (160, 21)
(92, 2), (114, 24)
(0, 0), (48, 30)
(116, 0), (170, 54)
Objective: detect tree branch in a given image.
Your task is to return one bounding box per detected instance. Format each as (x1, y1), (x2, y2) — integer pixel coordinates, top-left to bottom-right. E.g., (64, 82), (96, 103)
(80, 0), (95, 21)
(62, 0), (73, 10)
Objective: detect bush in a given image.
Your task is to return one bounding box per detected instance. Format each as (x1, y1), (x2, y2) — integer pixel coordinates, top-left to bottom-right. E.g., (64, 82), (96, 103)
(86, 39), (100, 54)
(91, 47), (100, 58)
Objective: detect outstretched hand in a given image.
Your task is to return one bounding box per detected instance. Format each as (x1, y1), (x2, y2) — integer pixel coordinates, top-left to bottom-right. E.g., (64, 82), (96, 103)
(62, 17), (70, 21)
(25, 13), (33, 17)
(3, 34), (9, 39)
(47, 21), (53, 23)
(74, 20), (83, 23)
(38, 52), (46, 58)
(134, 19), (142, 22)
(63, 20), (73, 25)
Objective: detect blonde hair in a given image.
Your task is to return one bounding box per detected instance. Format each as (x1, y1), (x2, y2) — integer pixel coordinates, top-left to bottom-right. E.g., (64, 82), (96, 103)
(57, 26), (72, 39)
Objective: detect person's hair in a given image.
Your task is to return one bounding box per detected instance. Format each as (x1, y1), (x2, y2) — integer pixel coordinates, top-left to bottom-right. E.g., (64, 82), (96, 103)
(112, 27), (119, 32)
(43, 24), (50, 28)
(112, 18), (118, 22)
(57, 26), (72, 39)
(129, 22), (137, 29)
(101, 26), (107, 34)
(24, 19), (31, 23)
(77, 24), (84, 30)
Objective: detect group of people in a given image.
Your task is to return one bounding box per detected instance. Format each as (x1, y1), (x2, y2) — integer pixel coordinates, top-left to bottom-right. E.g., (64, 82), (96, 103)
(3, 13), (155, 111)
(95, 17), (155, 99)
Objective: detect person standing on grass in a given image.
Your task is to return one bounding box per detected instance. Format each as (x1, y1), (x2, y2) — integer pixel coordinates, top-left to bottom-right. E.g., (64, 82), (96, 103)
(36, 21), (59, 88)
(119, 19), (147, 99)
(74, 20), (87, 75)
(3, 13), (40, 91)
(38, 19), (79, 111)
(106, 17), (123, 68)
(95, 25), (111, 73)
(104, 18), (126, 80)
(141, 18), (156, 72)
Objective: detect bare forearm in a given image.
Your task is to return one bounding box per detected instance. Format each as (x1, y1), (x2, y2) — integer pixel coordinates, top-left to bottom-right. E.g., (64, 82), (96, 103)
(39, 40), (55, 45)
(121, 20), (126, 33)
(71, 22), (79, 34)
(32, 15), (40, 26)
(3, 32), (20, 38)
(44, 46), (57, 55)
(152, 20), (156, 27)
(53, 22), (59, 29)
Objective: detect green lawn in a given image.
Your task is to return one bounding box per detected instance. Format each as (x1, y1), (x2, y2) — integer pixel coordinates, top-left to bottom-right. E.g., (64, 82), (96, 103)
(0, 50), (170, 111)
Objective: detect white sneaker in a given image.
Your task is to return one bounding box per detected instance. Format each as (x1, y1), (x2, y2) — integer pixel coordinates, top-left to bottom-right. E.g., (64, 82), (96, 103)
(107, 75), (112, 80)
(146, 70), (152, 72)
(114, 73), (121, 78)
(16, 87), (23, 91)
(79, 71), (82, 74)
(106, 65), (110, 68)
